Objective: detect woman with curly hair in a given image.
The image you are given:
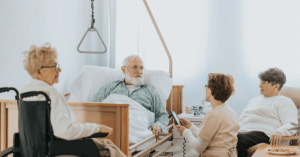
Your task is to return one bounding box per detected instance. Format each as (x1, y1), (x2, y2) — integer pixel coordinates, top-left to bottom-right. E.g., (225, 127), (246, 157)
(176, 73), (239, 157)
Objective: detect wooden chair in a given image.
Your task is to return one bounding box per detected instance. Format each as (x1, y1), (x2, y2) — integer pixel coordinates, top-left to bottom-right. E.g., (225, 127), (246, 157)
(246, 86), (300, 156)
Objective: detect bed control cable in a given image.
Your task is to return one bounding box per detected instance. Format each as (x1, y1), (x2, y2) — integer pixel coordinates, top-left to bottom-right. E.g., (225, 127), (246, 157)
(183, 137), (187, 157)
(149, 149), (156, 156)
(168, 114), (187, 157)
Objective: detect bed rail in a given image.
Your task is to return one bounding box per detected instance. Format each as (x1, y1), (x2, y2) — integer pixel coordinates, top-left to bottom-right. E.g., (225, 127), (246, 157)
(133, 133), (173, 157)
(129, 124), (173, 153)
(152, 142), (173, 157)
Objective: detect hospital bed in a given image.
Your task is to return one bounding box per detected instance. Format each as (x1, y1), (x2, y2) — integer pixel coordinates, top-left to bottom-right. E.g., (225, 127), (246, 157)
(0, 66), (183, 157)
(68, 65), (182, 156)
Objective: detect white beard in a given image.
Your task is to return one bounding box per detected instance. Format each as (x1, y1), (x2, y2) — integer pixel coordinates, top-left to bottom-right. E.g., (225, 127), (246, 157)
(125, 72), (144, 86)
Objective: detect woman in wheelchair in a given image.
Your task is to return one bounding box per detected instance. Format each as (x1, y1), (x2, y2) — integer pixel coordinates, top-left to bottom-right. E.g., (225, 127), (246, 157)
(176, 73), (239, 157)
(21, 43), (126, 157)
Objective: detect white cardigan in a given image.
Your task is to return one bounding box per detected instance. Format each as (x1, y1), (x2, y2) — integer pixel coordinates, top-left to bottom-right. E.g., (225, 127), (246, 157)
(239, 95), (298, 137)
(20, 79), (100, 140)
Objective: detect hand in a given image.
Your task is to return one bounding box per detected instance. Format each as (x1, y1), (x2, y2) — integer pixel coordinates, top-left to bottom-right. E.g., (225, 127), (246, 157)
(176, 125), (186, 136)
(64, 93), (71, 101)
(270, 131), (283, 146)
(179, 118), (192, 129)
(149, 125), (162, 140)
(64, 93), (71, 96)
(100, 125), (113, 136)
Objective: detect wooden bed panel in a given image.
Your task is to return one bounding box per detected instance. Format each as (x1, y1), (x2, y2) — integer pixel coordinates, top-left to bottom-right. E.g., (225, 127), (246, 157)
(7, 104), (18, 147)
(72, 106), (118, 145)
(0, 103), (6, 151)
(121, 106), (129, 155)
(0, 103), (2, 150)
(167, 85), (184, 115)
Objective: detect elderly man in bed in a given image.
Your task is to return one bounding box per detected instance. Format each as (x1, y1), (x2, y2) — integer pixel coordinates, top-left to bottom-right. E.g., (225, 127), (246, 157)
(93, 55), (169, 136)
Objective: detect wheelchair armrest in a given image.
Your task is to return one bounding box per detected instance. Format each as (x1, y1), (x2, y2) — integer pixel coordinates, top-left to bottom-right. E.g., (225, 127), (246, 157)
(85, 133), (109, 138)
(53, 133), (109, 141)
(0, 147), (13, 157)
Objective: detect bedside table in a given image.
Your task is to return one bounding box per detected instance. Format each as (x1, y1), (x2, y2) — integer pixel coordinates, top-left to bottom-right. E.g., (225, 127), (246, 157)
(172, 113), (205, 157)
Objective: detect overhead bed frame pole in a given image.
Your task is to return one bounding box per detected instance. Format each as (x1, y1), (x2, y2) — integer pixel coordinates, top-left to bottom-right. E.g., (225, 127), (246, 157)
(143, 0), (173, 112)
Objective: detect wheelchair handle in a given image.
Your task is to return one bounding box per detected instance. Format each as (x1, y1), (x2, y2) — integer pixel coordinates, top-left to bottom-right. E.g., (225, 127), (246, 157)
(20, 91), (51, 103)
(0, 87), (19, 100)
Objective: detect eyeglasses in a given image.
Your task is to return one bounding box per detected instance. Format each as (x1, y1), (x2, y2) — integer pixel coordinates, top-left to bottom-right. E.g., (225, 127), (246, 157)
(124, 66), (145, 72)
(204, 84), (208, 88)
(41, 63), (60, 71)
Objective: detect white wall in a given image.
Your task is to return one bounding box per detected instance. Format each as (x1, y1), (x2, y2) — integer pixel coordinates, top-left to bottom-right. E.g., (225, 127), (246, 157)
(115, 0), (300, 116)
(206, 0), (249, 115)
(0, 0), (110, 99)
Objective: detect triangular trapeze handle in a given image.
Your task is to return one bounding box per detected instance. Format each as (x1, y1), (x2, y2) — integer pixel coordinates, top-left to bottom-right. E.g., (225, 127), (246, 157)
(77, 27), (107, 54)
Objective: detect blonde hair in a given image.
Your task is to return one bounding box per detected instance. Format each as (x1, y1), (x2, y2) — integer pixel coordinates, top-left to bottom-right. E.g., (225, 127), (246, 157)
(23, 43), (57, 79)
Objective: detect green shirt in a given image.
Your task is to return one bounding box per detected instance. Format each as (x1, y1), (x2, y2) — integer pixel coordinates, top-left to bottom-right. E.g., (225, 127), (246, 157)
(93, 80), (169, 132)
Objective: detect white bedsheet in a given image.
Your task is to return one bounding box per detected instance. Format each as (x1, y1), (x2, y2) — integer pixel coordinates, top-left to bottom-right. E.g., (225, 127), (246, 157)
(102, 94), (156, 150)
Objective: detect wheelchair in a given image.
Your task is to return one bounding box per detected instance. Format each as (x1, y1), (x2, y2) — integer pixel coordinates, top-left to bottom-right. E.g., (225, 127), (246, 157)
(0, 87), (110, 157)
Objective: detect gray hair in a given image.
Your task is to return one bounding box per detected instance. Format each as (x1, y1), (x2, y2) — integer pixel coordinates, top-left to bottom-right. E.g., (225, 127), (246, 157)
(23, 43), (57, 79)
(258, 67), (286, 91)
(122, 54), (143, 66)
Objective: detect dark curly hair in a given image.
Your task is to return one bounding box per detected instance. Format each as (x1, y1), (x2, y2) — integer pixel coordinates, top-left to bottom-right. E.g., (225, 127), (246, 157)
(207, 73), (235, 102)
(258, 68), (286, 91)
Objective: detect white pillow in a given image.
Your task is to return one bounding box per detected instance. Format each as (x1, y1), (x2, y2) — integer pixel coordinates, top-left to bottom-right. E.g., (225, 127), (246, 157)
(69, 65), (173, 108)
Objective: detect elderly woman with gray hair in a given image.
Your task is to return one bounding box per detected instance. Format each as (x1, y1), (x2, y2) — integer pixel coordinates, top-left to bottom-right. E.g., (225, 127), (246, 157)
(237, 68), (298, 157)
(21, 43), (126, 157)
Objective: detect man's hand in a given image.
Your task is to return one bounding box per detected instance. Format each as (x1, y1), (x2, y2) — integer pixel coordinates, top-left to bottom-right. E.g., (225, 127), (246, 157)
(64, 93), (71, 101)
(149, 125), (162, 137)
(64, 93), (71, 97)
(100, 125), (113, 136)
(179, 118), (192, 129)
(270, 131), (283, 146)
(176, 125), (186, 136)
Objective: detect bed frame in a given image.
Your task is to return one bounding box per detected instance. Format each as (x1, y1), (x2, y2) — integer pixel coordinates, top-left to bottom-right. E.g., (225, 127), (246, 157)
(0, 85), (183, 156)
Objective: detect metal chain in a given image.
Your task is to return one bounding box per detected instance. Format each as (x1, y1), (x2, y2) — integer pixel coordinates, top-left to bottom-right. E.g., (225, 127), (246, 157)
(91, 0), (95, 28)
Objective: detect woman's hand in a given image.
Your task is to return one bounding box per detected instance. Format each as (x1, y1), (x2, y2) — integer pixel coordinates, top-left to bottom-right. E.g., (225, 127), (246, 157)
(179, 118), (192, 129)
(270, 131), (282, 146)
(100, 125), (113, 136)
(176, 125), (186, 136)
